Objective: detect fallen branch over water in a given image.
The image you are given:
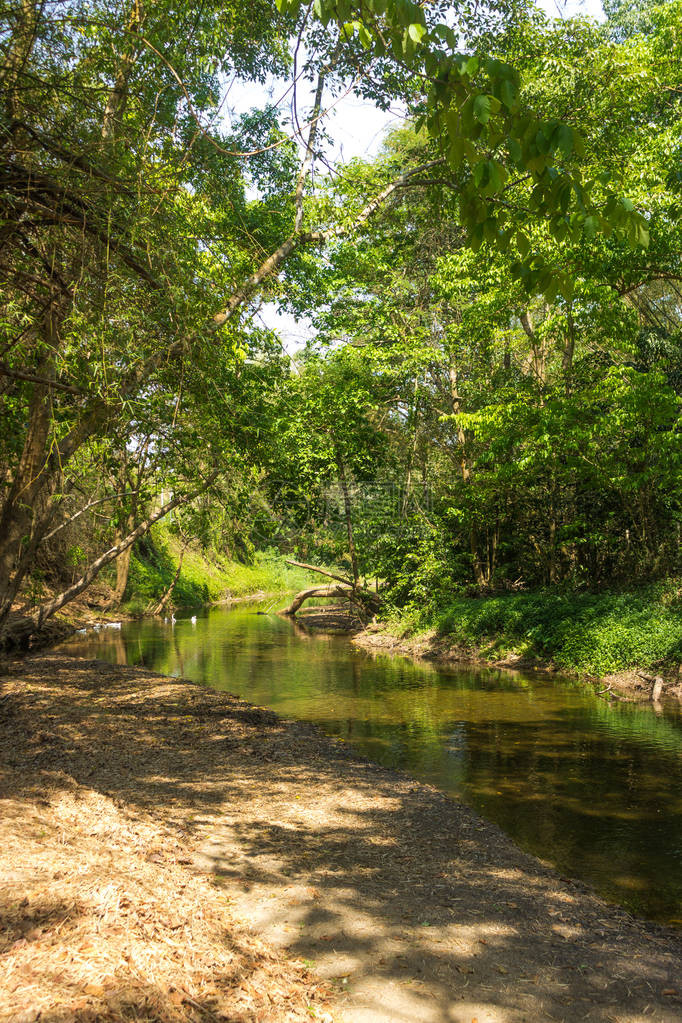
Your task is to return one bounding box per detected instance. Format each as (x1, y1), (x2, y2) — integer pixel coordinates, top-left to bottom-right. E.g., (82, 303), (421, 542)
(284, 559), (353, 587)
(280, 581), (380, 619)
(280, 584), (354, 616)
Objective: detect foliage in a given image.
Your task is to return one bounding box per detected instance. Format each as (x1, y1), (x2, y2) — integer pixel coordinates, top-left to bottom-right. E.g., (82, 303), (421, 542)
(392, 583), (682, 677)
(279, 2), (682, 607)
(280, 0), (650, 284)
(122, 525), (317, 615)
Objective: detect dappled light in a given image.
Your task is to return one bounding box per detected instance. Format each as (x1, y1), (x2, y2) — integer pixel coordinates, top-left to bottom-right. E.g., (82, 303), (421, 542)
(2, 653), (680, 1022)
(58, 607), (682, 924)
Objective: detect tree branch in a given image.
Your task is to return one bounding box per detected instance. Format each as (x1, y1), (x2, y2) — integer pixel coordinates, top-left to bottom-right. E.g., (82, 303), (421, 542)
(294, 71), (325, 233)
(33, 471), (219, 626)
(0, 361), (84, 395)
(285, 558), (353, 586)
(41, 489), (142, 542)
(212, 158), (447, 325)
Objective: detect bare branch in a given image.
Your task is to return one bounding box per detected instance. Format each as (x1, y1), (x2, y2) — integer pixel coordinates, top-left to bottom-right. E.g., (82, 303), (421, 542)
(294, 72), (325, 233)
(313, 157), (447, 241)
(0, 361), (85, 395)
(285, 558), (353, 586)
(42, 490), (142, 542)
(33, 471), (219, 626)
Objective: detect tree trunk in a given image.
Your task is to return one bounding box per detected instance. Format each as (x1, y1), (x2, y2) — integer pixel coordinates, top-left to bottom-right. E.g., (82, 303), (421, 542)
(280, 584), (353, 616)
(0, 345), (58, 626)
(101, 3), (144, 140)
(112, 542), (133, 605)
(151, 545), (186, 616)
(2, 0), (41, 119)
(520, 309), (547, 391)
(563, 307), (576, 394)
(335, 450), (359, 588)
(449, 363), (486, 588)
(402, 373), (420, 516)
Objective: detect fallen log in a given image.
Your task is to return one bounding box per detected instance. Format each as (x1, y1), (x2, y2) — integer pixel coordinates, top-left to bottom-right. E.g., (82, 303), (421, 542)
(280, 584), (352, 616)
(280, 582), (381, 617)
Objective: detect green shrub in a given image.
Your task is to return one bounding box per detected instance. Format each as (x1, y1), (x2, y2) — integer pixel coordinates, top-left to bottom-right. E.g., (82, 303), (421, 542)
(392, 583), (682, 676)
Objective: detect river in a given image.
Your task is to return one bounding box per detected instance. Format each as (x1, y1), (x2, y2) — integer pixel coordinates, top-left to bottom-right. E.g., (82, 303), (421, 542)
(56, 602), (682, 926)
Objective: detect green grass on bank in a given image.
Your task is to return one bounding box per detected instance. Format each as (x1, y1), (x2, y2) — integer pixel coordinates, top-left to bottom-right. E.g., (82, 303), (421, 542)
(389, 582), (682, 677)
(122, 526), (316, 615)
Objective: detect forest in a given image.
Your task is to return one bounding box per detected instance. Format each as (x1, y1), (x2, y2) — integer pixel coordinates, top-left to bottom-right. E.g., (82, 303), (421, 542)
(1, 0), (682, 665)
(3, 4), (682, 1021)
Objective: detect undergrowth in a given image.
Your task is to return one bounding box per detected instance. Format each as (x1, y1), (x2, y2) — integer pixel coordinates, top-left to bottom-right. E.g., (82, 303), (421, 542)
(122, 526), (315, 615)
(389, 582), (682, 676)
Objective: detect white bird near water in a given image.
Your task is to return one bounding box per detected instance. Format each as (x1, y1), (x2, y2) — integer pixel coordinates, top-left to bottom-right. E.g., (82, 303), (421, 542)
(190, 615), (197, 625)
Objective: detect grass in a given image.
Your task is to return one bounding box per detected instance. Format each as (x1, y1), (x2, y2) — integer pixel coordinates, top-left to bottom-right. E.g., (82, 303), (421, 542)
(122, 526), (317, 615)
(388, 582), (682, 677)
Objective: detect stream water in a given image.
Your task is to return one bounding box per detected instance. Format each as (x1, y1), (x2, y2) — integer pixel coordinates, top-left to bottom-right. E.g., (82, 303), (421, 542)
(56, 602), (682, 926)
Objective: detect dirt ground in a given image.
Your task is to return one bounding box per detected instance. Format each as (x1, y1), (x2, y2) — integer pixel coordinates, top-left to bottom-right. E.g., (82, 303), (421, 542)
(353, 625), (682, 705)
(1, 655), (681, 1023)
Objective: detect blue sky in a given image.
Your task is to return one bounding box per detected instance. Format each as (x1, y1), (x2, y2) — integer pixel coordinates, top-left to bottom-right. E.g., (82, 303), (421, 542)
(228, 0), (605, 348)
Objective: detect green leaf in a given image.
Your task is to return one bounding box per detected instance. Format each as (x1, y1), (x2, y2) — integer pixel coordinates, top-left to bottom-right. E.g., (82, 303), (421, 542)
(486, 159), (506, 193)
(448, 136), (465, 168)
(408, 22), (427, 43)
(556, 124), (574, 158)
(500, 78), (517, 110)
(473, 160), (488, 187)
(516, 232), (530, 258)
(473, 94), (491, 124)
(636, 221), (650, 248)
(583, 215), (599, 239)
(357, 23), (372, 47)
(433, 24), (457, 49)
(543, 277), (560, 302)
(535, 129), (551, 155)
(558, 274), (575, 301)
(508, 137), (522, 164)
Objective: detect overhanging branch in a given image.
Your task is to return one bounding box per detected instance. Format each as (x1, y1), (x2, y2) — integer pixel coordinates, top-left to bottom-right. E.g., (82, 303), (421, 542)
(212, 157), (448, 326)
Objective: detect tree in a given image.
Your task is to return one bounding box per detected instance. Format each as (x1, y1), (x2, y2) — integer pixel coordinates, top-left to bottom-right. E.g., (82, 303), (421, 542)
(0, 0), (655, 643)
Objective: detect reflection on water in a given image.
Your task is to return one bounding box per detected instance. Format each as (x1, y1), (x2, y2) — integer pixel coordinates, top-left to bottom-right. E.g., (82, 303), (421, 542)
(57, 604), (682, 925)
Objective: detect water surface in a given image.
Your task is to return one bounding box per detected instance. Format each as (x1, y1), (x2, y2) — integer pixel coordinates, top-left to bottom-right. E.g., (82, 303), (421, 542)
(57, 603), (682, 925)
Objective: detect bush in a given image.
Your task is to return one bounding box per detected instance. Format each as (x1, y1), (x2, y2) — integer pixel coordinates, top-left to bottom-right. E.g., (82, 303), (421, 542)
(394, 583), (682, 676)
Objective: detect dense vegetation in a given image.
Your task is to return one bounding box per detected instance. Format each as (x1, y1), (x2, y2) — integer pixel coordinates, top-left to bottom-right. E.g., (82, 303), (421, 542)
(389, 584), (682, 676)
(2, 0), (681, 671)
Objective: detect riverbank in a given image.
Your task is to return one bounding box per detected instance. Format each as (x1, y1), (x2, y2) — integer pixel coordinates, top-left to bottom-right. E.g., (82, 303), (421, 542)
(1, 655), (680, 1023)
(353, 624), (682, 703)
(354, 586), (682, 703)
(3, 540), (317, 654)
(121, 530), (316, 617)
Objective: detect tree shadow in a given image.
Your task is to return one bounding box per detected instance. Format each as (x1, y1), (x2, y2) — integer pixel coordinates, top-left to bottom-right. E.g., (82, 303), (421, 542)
(1, 654), (681, 1023)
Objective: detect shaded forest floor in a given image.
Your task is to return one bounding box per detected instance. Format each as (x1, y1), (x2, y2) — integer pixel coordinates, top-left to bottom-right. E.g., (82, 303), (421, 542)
(1, 655), (681, 1023)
